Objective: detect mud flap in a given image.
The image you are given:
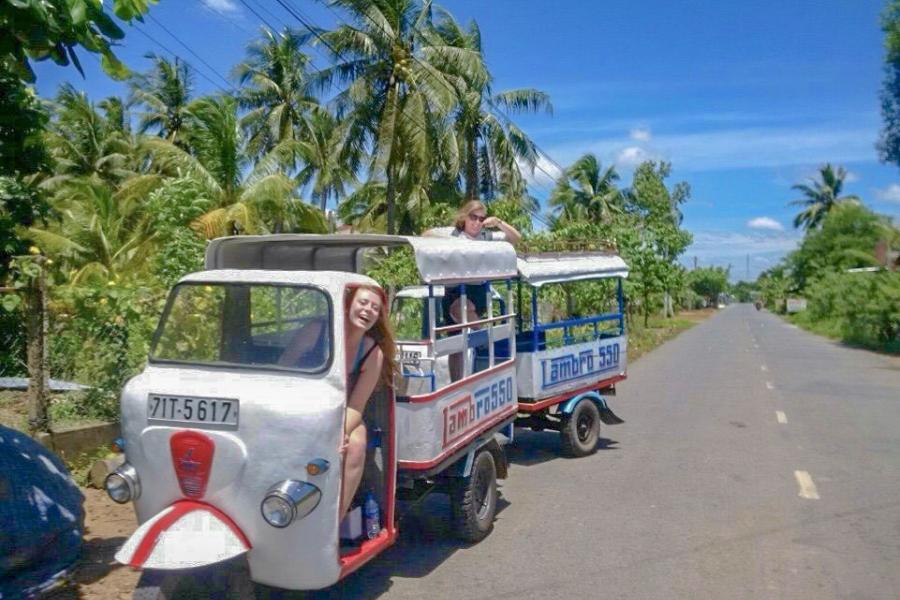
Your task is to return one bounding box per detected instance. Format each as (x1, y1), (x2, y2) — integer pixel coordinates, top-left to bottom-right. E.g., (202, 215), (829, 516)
(597, 397), (625, 425)
(115, 501), (251, 570)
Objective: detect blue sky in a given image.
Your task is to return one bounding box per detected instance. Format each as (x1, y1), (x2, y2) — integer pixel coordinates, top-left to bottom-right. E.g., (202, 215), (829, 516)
(32, 0), (900, 280)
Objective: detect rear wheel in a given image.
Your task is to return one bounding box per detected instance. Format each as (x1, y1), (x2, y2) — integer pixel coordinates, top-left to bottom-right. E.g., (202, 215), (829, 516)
(560, 399), (600, 457)
(450, 449), (497, 543)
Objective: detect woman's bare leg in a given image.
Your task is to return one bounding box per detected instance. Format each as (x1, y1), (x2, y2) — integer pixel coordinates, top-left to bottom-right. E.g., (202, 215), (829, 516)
(341, 424), (367, 517)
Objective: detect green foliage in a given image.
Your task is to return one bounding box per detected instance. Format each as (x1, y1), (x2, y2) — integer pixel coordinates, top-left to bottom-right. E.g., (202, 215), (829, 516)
(0, 0), (157, 82)
(879, 1), (900, 168)
(49, 283), (166, 419)
(802, 270), (900, 350)
(0, 177), (50, 280)
(146, 178), (213, 286)
(365, 247), (420, 289)
(688, 266), (730, 306)
(789, 164), (860, 231)
(0, 66), (49, 175)
(786, 202), (887, 290)
(730, 280), (758, 303)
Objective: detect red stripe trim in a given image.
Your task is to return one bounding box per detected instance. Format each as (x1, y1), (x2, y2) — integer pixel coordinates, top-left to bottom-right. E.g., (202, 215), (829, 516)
(339, 528), (397, 577)
(406, 361), (515, 404)
(397, 407), (516, 471)
(517, 374), (625, 413)
(129, 500), (250, 568)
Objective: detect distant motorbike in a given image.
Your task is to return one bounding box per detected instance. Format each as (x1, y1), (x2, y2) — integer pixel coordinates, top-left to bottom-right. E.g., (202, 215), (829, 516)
(754, 301), (762, 311)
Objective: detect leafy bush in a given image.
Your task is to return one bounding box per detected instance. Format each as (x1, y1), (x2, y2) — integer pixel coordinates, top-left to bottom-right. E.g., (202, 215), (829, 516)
(804, 270), (900, 350)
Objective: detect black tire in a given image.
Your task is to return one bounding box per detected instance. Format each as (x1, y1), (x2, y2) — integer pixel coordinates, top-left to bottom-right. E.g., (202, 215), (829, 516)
(450, 449), (497, 543)
(560, 399), (601, 457)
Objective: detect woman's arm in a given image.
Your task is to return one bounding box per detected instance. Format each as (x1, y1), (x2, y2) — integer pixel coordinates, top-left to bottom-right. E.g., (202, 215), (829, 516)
(345, 345), (384, 434)
(483, 217), (521, 246)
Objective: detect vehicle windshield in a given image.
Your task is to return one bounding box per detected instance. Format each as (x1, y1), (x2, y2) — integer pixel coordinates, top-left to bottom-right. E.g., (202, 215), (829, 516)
(150, 282), (332, 372)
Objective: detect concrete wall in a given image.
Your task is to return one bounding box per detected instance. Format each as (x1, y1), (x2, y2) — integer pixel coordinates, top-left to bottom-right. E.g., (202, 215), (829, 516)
(35, 422), (120, 462)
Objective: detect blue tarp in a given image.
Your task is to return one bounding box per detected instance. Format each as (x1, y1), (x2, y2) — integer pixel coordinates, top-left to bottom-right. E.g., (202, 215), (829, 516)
(0, 426), (84, 598)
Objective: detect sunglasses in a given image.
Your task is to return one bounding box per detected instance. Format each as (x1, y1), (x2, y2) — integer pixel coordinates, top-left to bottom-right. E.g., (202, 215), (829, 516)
(467, 213), (487, 223)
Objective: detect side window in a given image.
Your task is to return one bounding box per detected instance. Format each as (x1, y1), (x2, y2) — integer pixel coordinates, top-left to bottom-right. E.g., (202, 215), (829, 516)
(250, 287), (330, 364)
(391, 297), (427, 341)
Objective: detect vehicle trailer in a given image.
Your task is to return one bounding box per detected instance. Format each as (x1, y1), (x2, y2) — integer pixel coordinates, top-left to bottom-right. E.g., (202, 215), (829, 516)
(512, 252), (629, 456)
(106, 234), (519, 595)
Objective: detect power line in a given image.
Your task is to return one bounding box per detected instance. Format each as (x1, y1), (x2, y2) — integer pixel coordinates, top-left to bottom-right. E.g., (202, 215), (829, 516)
(145, 12), (234, 90)
(196, 0), (255, 38)
(237, 0), (280, 34)
(130, 25), (233, 94)
(244, 0), (292, 31)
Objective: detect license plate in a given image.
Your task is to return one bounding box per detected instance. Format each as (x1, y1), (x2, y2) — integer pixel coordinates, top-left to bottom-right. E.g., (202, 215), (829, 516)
(147, 394), (238, 428)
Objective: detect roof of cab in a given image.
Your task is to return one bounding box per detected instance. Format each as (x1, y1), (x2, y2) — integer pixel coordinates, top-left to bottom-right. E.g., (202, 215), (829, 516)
(517, 252), (629, 286)
(204, 234), (518, 284)
(179, 269), (377, 289)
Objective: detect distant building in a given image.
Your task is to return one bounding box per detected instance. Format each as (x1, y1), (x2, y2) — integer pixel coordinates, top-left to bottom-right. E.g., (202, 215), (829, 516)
(874, 240), (900, 272)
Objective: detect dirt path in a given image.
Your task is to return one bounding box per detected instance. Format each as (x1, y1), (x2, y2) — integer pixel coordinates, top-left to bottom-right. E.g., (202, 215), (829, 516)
(47, 488), (139, 600)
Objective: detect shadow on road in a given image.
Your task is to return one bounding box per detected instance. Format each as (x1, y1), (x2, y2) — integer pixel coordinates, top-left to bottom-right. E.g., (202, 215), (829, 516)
(258, 493), (511, 599)
(506, 429), (619, 467)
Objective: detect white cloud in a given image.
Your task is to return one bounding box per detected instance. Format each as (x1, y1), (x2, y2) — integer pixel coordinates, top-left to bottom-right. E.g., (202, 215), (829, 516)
(747, 217), (784, 231)
(616, 146), (650, 168)
(844, 170), (859, 183)
(630, 127), (652, 142)
(546, 124), (880, 173)
(875, 183), (900, 204)
(684, 230), (803, 280)
(519, 155), (564, 188)
(201, 0), (239, 13)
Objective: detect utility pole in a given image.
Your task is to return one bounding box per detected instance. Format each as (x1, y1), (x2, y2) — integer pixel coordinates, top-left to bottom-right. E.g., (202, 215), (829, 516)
(693, 256), (698, 270)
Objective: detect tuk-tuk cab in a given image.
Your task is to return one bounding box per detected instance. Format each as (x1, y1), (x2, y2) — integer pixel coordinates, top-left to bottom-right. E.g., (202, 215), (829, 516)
(106, 234), (519, 593)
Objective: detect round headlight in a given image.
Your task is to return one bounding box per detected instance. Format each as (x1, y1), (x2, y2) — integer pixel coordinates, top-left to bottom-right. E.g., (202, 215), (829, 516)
(105, 473), (132, 504)
(261, 495), (294, 528)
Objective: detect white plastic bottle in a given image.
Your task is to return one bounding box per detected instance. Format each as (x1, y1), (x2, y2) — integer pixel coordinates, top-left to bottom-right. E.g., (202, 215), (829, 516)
(364, 491), (380, 539)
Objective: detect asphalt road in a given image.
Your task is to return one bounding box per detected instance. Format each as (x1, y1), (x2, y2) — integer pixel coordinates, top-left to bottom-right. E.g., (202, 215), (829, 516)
(305, 305), (900, 600)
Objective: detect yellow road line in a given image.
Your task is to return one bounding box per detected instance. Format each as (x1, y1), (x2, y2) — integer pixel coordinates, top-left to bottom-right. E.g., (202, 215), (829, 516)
(794, 470), (820, 500)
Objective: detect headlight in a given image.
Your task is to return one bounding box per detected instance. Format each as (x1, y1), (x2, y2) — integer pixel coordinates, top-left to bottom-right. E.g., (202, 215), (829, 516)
(260, 480), (322, 528)
(261, 495), (294, 528)
(104, 463), (140, 504)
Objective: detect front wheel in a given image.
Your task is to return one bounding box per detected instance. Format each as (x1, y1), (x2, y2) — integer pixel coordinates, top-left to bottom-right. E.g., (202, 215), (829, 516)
(133, 561), (257, 600)
(450, 449), (498, 543)
(560, 399), (601, 457)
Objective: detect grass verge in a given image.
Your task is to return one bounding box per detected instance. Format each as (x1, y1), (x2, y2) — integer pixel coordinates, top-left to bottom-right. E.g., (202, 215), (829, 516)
(785, 312), (900, 355)
(627, 308), (715, 362)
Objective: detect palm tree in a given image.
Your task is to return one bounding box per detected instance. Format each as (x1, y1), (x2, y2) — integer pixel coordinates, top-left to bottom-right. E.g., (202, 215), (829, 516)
(434, 15), (551, 202)
(129, 54), (194, 146)
(790, 164), (860, 230)
(234, 28), (322, 157)
(549, 154), (622, 224)
(318, 0), (487, 233)
(144, 95), (327, 237)
(28, 179), (155, 284)
(295, 110), (359, 211)
(43, 85), (133, 187)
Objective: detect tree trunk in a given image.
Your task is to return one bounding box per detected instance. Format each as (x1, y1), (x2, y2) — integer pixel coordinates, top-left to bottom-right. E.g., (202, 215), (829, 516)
(465, 131), (479, 201)
(385, 82), (400, 235)
(26, 257), (49, 434)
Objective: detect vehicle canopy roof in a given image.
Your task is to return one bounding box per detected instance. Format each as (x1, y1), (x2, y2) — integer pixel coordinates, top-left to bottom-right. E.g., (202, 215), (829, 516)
(516, 251), (629, 287)
(204, 234), (518, 285)
(178, 269), (377, 296)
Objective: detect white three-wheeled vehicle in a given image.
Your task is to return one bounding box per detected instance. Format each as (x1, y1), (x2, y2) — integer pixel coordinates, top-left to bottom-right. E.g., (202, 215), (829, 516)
(105, 235), (520, 595)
